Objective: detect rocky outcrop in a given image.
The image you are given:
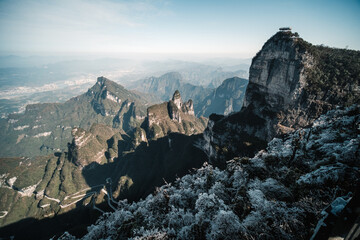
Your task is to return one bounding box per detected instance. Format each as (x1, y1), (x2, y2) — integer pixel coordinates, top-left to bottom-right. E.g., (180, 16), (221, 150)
(168, 101), (181, 123)
(204, 30), (360, 164)
(146, 91), (207, 140)
(131, 127), (148, 148)
(241, 31), (314, 141)
(68, 124), (119, 167)
(183, 99), (195, 116)
(172, 90), (182, 109)
(242, 31), (360, 140)
(167, 91), (195, 121)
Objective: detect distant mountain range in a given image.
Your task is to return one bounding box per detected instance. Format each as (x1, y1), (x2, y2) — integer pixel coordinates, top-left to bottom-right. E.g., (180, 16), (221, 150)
(129, 59), (249, 88)
(0, 57), (249, 118)
(127, 72), (212, 110)
(128, 72), (248, 117)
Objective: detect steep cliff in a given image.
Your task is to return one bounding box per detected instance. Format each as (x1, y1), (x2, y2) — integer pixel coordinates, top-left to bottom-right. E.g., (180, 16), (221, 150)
(146, 90), (208, 140)
(67, 124), (121, 167)
(244, 30), (359, 139)
(204, 30), (360, 164)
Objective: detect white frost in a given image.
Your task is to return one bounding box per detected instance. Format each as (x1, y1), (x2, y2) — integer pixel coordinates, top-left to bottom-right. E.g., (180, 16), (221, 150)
(106, 91), (121, 103)
(0, 211), (8, 218)
(33, 132), (52, 138)
(7, 176), (17, 188)
(8, 119), (18, 124)
(14, 125), (29, 131)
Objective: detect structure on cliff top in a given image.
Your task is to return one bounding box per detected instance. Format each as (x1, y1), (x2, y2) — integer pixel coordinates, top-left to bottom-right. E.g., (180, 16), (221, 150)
(279, 27), (292, 31)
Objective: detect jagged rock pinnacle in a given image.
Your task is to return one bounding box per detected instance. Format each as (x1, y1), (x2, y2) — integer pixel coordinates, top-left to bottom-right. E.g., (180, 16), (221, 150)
(183, 99), (195, 116)
(172, 90), (182, 109)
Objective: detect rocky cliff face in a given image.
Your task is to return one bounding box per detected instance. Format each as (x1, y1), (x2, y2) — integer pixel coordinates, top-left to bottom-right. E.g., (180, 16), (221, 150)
(68, 124), (119, 167)
(146, 90), (207, 140)
(243, 31), (360, 140)
(242, 31), (319, 142)
(203, 30), (360, 164)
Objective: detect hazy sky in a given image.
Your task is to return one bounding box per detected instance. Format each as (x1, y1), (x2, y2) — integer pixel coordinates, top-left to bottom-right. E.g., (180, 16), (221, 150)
(0, 0), (359, 57)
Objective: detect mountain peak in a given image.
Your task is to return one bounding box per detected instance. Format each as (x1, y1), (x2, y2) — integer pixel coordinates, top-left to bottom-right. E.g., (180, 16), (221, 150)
(271, 29), (300, 41)
(222, 76), (248, 86)
(96, 76), (109, 85)
(257, 29), (305, 57)
(95, 76), (125, 90)
(172, 90), (182, 109)
(172, 90), (181, 99)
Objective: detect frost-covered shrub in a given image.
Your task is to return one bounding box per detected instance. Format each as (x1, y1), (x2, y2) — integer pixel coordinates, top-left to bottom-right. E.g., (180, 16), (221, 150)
(195, 193), (227, 225)
(208, 210), (243, 240)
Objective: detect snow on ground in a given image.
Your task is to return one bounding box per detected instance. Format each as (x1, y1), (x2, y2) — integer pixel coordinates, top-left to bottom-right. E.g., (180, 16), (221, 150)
(14, 125), (29, 131)
(0, 211), (8, 218)
(74, 132), (92, 148)
(44, 195), (61, 203)
(8, 119), (18, 124)
(18, 181), (41, 197)
(105, 91), (121, 103)
(33, 132), (52, 138)
(6, 176), (17, 188)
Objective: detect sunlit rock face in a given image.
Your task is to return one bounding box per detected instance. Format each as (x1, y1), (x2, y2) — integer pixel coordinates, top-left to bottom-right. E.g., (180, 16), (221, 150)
(241, 31), (314, 141)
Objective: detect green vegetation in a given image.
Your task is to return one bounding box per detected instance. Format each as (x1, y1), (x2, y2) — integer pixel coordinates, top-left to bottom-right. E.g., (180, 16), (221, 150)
(36, 157), (58, 192)
(304, 45), (360, 105)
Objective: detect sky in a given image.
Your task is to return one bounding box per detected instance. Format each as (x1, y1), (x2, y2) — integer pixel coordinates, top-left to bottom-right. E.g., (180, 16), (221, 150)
(0, 0), (359, 58)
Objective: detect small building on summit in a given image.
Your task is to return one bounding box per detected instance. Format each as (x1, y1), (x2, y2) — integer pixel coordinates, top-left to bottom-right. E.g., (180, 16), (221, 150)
(279, 27), (292, 31)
